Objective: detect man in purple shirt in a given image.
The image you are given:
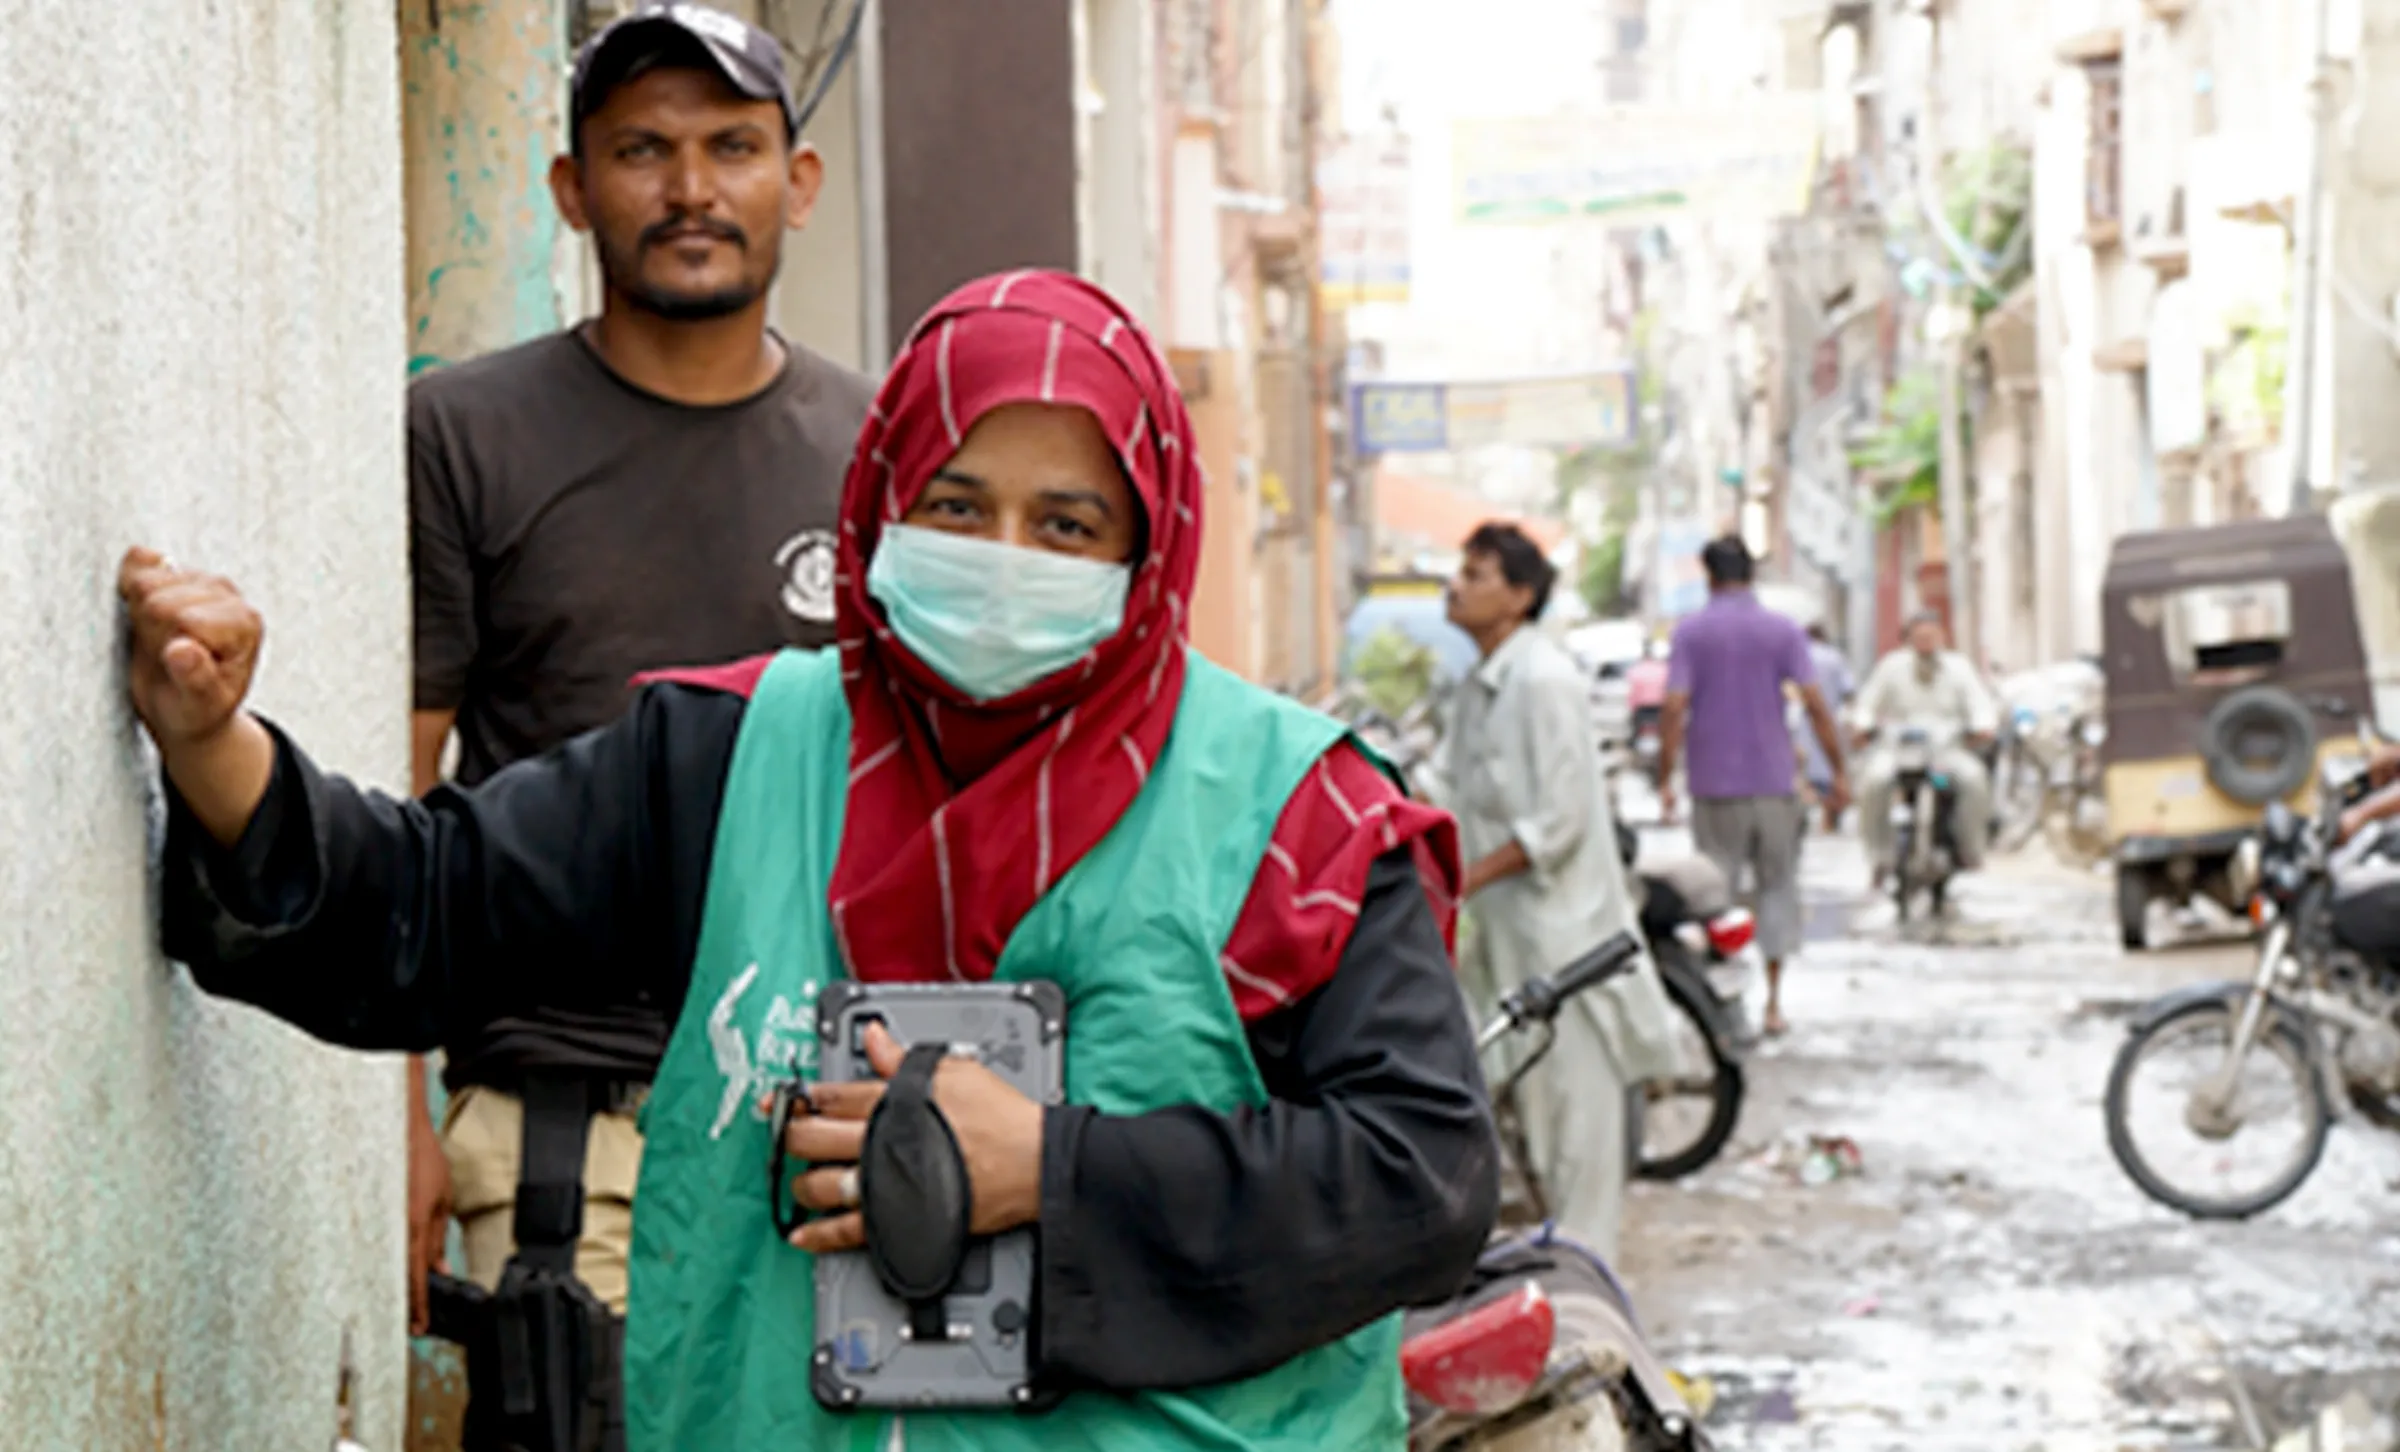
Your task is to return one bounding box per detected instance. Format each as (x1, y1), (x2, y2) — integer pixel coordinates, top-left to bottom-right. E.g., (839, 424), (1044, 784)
(1658, 537), (1848, 1036)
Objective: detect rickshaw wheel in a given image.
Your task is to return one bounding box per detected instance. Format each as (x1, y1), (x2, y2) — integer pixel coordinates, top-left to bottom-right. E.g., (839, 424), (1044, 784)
(2116, 864), (2152, 951)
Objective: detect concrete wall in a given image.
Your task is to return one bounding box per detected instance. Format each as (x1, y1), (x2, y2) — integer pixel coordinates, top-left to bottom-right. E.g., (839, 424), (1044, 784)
(2328, 0), (2400, 495)
(1080, 0), (1164, 330)
(0, 3), (409, 1448)
(2032, 66), (2102, 657)
(773, 18), (872, 374)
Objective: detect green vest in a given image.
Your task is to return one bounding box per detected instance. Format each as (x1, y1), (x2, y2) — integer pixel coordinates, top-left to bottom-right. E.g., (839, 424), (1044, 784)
(625, 648), (1406, 1451)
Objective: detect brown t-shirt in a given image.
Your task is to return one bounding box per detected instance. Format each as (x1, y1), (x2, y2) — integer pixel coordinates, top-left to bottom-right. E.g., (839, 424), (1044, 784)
(409, 327), (872, 1086)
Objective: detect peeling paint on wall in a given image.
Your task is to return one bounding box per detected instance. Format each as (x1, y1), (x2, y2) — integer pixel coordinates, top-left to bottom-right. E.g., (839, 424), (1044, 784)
(402, 0), (569, 375)
(397, 5), (571, 1441)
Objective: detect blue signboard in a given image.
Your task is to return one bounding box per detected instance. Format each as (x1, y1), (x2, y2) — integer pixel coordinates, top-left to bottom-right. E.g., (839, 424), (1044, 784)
(1352, 383), (1450, 452)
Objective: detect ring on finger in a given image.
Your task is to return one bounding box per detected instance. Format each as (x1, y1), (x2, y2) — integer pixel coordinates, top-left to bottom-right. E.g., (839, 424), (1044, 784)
(837, 1167), (861, 1209)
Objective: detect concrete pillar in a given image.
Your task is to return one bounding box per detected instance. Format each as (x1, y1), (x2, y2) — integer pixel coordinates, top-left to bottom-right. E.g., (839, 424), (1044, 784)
(1178, 347), (1263, 678)
(2329, 0), (2400, 493)
(401, 0), (571, 376)
(396, 5), (566, 1445)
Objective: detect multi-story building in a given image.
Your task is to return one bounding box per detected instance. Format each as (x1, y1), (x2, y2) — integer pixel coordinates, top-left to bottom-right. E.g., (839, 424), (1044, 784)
(1775, 0), (2400, 670)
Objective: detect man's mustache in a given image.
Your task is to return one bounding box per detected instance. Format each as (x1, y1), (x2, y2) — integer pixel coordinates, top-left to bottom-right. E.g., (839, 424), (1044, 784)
(641, 215), (748, 251)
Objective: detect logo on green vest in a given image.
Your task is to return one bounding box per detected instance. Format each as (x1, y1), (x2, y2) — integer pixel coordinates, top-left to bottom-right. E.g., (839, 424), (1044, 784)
(705, 962), (821, 1140)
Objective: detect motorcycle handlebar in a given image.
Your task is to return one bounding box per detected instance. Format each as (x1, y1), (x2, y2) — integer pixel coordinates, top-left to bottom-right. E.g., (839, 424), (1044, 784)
(1478, 930), (1642, 1050)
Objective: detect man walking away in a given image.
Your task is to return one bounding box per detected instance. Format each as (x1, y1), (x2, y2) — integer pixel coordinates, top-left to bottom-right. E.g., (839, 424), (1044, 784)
(1658, 537), (1847, 1037)
(1854, 612), (2000, 888)
(402, 0), (874, 1414)
(1801, 621), (1855, 832)
(1443, 523), (1677, 1261)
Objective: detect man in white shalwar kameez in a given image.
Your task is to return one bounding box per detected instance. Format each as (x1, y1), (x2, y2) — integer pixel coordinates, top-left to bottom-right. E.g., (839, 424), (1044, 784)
(1440, 523), (1678, 1262)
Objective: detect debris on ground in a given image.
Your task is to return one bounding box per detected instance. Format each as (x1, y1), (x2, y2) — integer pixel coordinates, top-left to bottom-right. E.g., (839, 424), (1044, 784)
(1798, 1135), (1864, 1186)
(1620, 827), (2400, 1448)
(1665, 1369), (1716, 1420)
(2272, 1392), (2400, 1452)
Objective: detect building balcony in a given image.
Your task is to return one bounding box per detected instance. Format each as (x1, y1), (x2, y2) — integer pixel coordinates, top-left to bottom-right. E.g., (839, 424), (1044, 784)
(2132, 233), (2191, 280)
(2093, 337), (2149, 373)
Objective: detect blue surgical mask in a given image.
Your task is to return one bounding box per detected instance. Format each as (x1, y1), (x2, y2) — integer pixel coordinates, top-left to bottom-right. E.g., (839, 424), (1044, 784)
(867, 524), (1133, 701)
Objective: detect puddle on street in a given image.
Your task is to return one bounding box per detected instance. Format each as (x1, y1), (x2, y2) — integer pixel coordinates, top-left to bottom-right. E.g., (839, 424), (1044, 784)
(1622, 829), (2400, 1450)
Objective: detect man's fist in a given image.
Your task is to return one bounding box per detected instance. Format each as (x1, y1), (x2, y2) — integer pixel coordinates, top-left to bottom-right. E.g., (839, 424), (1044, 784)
(119, 547), (262, 750)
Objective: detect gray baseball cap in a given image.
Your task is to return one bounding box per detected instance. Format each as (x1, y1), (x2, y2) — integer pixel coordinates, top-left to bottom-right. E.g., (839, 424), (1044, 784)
(571, 3), (798, 141)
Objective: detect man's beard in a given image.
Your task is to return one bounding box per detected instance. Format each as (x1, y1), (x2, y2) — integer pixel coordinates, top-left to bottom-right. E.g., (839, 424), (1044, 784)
(598, 218), (778, 321)
(620, 278), (763, 321)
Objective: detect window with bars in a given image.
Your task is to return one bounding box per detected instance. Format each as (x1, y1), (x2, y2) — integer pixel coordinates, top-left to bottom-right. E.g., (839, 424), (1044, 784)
(2084, 59), (2123, 231)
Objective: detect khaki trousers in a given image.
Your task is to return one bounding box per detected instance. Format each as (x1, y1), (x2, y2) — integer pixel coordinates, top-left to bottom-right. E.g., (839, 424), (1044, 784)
(442, 1084), (646, 1315)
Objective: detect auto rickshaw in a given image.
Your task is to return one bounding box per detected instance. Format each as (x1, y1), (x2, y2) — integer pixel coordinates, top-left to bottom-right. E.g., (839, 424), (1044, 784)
(2100, 515), (2375, 948)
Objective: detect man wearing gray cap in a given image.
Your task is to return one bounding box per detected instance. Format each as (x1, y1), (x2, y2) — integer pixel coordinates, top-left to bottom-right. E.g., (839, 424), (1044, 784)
(401, 6), (870, 1441)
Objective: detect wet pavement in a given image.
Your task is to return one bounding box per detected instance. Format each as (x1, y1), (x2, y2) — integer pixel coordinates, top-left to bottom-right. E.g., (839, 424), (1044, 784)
(1615, 819), (2400, 1451)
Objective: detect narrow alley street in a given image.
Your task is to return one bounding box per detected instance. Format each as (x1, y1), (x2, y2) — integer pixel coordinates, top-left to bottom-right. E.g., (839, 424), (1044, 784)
(1621, 826), (2400, 1450)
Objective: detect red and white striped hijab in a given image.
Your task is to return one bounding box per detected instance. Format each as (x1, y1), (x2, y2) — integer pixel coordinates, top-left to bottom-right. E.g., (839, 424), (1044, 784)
(828, 270), (1458, 1014)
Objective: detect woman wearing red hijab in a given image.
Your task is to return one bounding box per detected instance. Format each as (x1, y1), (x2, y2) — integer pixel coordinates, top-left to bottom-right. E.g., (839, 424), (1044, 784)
(128, 272), (1498, 1449)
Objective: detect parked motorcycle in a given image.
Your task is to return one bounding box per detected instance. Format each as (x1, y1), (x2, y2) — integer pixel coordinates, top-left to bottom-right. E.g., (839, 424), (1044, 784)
(1615, 821), (1754, 1180)
(1404, 931), (1712, 1452)
(1886, 726), (1963, 921)
(2103, 728), (2400, 1218)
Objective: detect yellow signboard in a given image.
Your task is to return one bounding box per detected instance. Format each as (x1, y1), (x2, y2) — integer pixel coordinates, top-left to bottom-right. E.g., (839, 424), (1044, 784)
(1351, 373), (1636, 452)
(1453, 100), (1822, 228)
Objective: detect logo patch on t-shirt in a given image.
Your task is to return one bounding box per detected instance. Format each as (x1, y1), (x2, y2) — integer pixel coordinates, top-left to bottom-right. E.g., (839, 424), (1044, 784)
(776, 529), (838, 623)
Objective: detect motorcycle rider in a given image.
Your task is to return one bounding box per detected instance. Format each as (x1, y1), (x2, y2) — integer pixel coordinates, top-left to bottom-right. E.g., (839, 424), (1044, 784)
(1854, 612), (2000, 887)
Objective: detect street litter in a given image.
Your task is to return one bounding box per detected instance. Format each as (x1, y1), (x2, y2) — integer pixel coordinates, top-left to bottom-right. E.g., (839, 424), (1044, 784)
(1799, 1135), (1865, 1186)
(2271, 1391), (2399, 1452)
(1665, 1369), (1717, 1420)
(1753, 1385), (1801, 1425)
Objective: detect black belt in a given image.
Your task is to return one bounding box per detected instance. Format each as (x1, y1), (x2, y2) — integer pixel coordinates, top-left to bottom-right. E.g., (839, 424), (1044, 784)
(469, 1073), (649, 1119)
(428, 1073), (631, 1452)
